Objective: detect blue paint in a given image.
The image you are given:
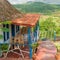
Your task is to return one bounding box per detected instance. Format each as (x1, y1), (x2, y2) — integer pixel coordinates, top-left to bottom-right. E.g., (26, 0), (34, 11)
(3, 24), (9, 42)
(34, 25), (37, 42)
(35, 23), (38, 42)
(33, 27), (36, 42)
(6, 24), (9, 40)
(16, 25), (20, 32)
(3, 24), (6, 42)
(3, 32), (6, 42)
(37, 21), (40, 40)
(16, 25), (18, 32)
(18, 26), (20, 31)
(37, 21), (40, 30)
(11, 24), (15, 37)
(7, 32), (9, 39)
(27, 27), (32, 59)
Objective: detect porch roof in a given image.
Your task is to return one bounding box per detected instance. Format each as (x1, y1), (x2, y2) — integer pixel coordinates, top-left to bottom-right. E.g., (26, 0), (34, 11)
(12, 14), (40, 27)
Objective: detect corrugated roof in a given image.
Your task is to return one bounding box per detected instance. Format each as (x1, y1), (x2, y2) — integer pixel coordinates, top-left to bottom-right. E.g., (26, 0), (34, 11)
(12, 14), (40, 27)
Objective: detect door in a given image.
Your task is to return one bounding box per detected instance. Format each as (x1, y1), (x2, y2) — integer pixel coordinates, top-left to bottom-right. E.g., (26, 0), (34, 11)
(11, 24), (15, 37)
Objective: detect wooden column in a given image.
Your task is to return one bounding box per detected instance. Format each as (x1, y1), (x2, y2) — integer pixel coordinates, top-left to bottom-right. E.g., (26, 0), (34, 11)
(27, 27), (32, 59)
(37, 21), (40, 41)
(34, 26), (36, 42)
(15, 25), (16, 36)
(35, 23), (38, 42)
(31, 27), (34, 43)
(9, 24), (12, 43)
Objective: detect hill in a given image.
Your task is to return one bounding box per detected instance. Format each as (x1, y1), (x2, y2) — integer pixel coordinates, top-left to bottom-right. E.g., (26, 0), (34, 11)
(14, 2), (60, 15)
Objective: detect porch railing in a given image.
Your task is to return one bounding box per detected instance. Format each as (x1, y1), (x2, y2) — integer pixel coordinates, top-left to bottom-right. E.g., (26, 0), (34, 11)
(39, 31), (56, 41)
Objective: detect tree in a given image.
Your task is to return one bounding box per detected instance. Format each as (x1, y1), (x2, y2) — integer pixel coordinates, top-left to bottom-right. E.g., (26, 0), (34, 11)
(40, 17), (56, 39)
(40, 17), (56, 31)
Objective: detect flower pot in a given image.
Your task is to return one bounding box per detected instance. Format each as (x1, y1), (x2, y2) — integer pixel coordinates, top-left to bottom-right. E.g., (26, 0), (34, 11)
(56, 53), (60, 60)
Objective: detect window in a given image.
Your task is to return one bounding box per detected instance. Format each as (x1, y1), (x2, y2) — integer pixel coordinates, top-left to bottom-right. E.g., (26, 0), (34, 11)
(16, 25), (20, 32)
(6, 24), (9, 40)
(11, 24), (15, 37)
(3, 24), (9, 42)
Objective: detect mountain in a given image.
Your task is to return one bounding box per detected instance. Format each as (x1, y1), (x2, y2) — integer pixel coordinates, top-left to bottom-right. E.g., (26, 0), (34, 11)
(8, 0), (60, 4)
(14, 2), (60, 15)
(30, 0), (60, 4)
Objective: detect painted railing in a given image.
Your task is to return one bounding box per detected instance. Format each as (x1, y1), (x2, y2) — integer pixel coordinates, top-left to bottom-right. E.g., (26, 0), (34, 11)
(0, 30), (57, 44)
(39, 31), (56, 41)
(0, 30), (58, 57)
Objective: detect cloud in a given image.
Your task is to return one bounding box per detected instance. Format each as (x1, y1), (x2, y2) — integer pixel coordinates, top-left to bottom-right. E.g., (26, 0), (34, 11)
(8, 0), (28, 4)
(8, 0), (60, 4)
(8, 0), (38, 4)
(43, 0), (60, 4)
(34, 0), (60, 4)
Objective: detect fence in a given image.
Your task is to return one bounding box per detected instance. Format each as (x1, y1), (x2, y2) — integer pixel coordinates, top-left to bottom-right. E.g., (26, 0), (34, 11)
(39, 31), (56, 41)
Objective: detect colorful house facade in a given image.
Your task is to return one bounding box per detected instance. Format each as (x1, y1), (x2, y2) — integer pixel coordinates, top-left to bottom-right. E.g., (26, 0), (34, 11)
(0, 0), (40, 59)
(0, 0), (23, 43)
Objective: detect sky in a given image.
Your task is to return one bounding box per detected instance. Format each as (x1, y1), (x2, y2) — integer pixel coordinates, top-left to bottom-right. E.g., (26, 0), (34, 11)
(8, 0), (60, 4)
(8, 0), (34, 4)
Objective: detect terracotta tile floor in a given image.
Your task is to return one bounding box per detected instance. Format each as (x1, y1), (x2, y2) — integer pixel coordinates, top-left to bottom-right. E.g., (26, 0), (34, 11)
(0, 58), (30, 60)
(0, 53), (30, 60)
(0, 48), (30, 60)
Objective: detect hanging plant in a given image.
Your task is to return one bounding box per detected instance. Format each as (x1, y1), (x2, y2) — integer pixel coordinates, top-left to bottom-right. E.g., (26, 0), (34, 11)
(1, 21), (11, 24)
(0, 35), (3, 39)
(56, 53), (60, 60)
(30, 42), (39, 53)
(54, 42), (60, 52)
(1, 44), (9, 52)
(1, 28), (10, 32)
(0, 23), (2, 25)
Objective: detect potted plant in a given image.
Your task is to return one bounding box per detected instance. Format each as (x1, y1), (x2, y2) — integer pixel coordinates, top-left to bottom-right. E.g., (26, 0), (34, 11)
(1, 44), (9, 52)
(1, 44), (9, 57)
(56, 53), (60, 60)
(54, 42), (60, 52)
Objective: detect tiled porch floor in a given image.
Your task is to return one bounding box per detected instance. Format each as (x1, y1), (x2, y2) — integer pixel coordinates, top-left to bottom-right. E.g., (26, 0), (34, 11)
(0, 46), (30, 60)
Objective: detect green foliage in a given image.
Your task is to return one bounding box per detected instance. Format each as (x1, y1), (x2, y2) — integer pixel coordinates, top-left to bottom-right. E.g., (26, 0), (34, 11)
(54, 42), (60, 51)
(1, 44), (9, 51)
(1, 21), (11, 24)
(31, 42), (39, 49)
(40, 17), (56, 31)
(1, 28), (9, 32)
(0, 35), (3, 39)
(14, 2), (60, 15)
(39, 17), (57, 40)
(30, 42), (39, 53)
(56, 27), (60, 36)
(13, 2), (60, 37)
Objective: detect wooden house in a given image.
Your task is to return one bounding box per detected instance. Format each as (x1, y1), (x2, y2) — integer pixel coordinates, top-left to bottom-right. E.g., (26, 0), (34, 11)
(0, 0), (40, 59)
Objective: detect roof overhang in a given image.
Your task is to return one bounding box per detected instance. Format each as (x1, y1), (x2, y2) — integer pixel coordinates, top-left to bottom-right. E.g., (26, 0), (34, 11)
(12, 14), (40, 27)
